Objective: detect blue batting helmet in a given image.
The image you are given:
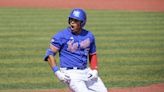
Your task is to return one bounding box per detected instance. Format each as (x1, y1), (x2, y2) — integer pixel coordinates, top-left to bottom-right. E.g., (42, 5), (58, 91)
(68, 8), (87, 27)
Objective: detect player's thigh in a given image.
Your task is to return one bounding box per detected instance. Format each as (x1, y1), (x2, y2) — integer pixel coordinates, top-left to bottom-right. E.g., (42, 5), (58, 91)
(69, 80), (89, 92)
(86, 77), (108, 92)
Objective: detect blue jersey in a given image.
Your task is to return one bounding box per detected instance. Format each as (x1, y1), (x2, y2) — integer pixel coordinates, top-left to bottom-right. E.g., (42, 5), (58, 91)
(50, 27), (96, 68)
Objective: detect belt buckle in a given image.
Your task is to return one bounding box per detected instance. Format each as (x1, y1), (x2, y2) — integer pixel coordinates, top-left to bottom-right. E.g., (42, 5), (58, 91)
(73, 67), (78, 69)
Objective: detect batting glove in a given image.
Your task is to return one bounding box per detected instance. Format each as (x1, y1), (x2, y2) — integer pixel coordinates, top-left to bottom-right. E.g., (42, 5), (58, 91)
(55, 71), (71, 84)
(87, 69), (98, 81)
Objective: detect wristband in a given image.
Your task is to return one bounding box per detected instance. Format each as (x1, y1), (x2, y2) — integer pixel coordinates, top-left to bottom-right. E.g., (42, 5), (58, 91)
(52, 66), (58, 73)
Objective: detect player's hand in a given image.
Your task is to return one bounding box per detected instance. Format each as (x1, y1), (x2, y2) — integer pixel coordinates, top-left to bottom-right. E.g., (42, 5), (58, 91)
(87, 69), (98, 81)
(55, 71), (71, 84)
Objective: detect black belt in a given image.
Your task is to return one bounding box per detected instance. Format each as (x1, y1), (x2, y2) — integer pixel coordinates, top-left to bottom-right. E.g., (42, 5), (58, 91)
(66, 66), (87, 70)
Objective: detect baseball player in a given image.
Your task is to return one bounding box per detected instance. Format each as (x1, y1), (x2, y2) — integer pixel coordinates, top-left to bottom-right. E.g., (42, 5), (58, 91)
(44, 8), (107, 92)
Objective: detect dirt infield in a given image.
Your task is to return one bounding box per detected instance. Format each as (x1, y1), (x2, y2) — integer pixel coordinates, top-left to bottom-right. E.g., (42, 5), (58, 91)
(1, 83), (164, 92)
(109, 83), (164, 92)
(0, 0), (164, 12)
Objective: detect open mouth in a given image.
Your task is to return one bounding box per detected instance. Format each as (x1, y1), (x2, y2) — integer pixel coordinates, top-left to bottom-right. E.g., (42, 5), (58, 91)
(71, 25), (76, 31)
(71, 25), (74, 29)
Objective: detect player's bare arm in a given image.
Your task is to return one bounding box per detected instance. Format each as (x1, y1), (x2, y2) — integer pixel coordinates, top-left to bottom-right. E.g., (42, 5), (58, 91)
(44, 45), (70, 83)
(47, 44), (58, 69)
(47, 55), (57, 68)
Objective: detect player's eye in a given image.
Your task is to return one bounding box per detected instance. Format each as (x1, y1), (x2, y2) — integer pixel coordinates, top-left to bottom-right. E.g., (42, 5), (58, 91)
(69, 18), (81, 23)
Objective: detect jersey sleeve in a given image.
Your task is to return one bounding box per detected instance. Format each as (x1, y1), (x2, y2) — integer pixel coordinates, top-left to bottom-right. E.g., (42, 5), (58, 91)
(89, 34), (96, 55)
(50, 32), (64, 50)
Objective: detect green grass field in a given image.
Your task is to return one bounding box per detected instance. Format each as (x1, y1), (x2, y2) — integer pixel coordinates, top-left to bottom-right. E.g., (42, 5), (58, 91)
(0, 8), (164, 90)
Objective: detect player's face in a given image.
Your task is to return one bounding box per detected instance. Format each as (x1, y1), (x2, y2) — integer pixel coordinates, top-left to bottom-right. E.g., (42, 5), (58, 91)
(69, 18), (82, 34)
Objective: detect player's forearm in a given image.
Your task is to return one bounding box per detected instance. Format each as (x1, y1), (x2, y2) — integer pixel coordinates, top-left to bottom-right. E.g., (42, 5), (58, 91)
(47, 55), (57, 68)
(44, 44), (59, 73)
(47, 55), (60, 73)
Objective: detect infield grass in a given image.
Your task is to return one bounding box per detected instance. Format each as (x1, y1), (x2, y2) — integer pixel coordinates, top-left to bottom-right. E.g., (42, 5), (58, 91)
(0, 8), (164, 90)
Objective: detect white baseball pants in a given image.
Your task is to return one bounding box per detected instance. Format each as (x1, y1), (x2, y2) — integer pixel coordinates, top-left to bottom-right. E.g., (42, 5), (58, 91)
(60, 68), (108, 92)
